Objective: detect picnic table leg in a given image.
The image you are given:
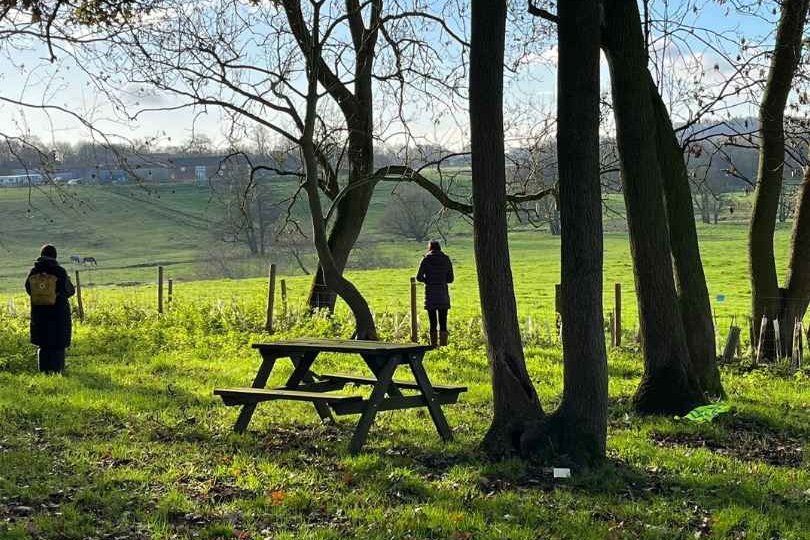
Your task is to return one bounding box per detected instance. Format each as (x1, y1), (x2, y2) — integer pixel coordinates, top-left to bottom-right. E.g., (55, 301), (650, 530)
(234, 352), (278, 433)
(408, 352), (453, 442)
(349, 355), (400, 455)
(361, 354), (403, 397)
(288, 352), (334, 423)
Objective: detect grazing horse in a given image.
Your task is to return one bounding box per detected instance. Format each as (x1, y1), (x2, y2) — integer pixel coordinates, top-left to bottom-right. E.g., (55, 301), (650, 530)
(83, 256), (98, 266)
(70, 255), (82, 264)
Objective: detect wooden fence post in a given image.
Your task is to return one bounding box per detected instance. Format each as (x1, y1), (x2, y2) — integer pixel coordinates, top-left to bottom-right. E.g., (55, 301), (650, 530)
(791, 318), (802, 371)
(721, 326), (741, 363)
(168, 279), (173, 304)
(773, 319), (782, 361)
(265, 264), (276, 333)
(280, 278), (288, 324)
(74, 270), (85, 322)
(614, 283), (622, 347)
(157, 266), (164, 314)
(554, 283), (561, 316)
(754, 316), (768, 366)
(410, 277), (418, 343)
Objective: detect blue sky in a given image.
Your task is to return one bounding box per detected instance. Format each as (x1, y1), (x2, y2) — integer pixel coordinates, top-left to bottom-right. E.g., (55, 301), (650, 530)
(0, 0), (790, 151)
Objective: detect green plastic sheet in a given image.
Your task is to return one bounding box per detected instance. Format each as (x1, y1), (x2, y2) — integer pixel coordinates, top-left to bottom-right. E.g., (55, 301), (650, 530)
(676, 403), (732, 423)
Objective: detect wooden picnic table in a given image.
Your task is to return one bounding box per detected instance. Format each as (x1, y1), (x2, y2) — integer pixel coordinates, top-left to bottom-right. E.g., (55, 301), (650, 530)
(214, 338), (467, 454)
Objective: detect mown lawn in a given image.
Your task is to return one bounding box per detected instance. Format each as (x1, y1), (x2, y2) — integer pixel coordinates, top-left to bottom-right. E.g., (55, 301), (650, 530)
(1, 260), (809, 539)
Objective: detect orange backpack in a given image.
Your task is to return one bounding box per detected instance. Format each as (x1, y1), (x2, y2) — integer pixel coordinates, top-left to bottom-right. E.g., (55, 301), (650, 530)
(28, 273), (58, 306)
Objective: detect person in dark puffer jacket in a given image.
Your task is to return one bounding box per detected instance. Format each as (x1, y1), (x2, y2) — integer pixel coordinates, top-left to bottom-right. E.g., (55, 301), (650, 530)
(25, 245), (75, 374)
(416, 240), (454, 347)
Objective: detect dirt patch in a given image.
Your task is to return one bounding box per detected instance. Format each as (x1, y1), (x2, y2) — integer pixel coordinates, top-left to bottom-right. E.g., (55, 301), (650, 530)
(649, 415), (806, 467)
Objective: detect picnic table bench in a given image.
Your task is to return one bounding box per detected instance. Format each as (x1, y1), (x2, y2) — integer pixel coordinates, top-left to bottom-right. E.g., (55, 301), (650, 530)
(214, 338), (467, 454)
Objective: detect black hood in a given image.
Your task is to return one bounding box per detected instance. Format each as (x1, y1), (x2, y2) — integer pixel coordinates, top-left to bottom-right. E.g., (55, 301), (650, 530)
(34, 256), (59, 269)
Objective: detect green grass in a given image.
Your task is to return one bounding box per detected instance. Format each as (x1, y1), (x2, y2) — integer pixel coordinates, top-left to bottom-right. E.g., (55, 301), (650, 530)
(0, 298), (808, 539)
(1, 185), (808, 539)
(1, 216), (809, 539)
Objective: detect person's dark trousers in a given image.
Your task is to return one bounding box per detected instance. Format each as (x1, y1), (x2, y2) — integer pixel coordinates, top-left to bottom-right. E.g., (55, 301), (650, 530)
(38, 348), (65, 374)
(427, 309), (448, 347)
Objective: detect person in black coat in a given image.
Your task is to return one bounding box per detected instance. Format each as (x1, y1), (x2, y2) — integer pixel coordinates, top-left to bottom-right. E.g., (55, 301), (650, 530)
(416, 240), (454, 347)
(25, 245), (75, 374)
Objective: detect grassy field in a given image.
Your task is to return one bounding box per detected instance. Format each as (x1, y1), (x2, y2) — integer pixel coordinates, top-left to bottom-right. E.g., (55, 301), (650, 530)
(1, 185), (808, 539)
(0, 280), (809, 539)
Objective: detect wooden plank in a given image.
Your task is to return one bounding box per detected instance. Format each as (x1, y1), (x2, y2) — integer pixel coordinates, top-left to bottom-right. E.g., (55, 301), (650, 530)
(349, 356), (399, 454)
(773, 319), (782, 360)
(408, 353), (453, 441)
(157, 266), (164, 314)
(318, 372), (467, 393)
(721, 326), (741, 362)
(252, 338), (433, 355)
(234, 353), (277, 432)
(288, 352), (333, 422)
(410, 277), (418, 342)
(754, 316), (768, 366)
(614, 283), (622, 347)
(331, 392), (462, 416)
(74, 270), (85, 322)
(361, 353), (404, 397)
(265, 263), (276, 333)
(215, 387), (362, 406)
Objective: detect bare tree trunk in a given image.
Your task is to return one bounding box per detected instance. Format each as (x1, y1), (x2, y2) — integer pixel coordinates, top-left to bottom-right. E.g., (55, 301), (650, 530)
(299, 0), (377, 340)
(524, 0), (607, 464)
(304, 0), (379, 312)
(471, 0), (542, 458)
(749, 0), (810, 359)
(649, 77), (724, 398)
(603, 0), (705, 415)
(307, 121), (375, 311)
(780, 167), (810, 354)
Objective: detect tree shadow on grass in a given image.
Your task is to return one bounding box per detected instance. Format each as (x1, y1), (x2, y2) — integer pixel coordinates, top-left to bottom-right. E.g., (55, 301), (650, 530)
(648, 408), (809, 468)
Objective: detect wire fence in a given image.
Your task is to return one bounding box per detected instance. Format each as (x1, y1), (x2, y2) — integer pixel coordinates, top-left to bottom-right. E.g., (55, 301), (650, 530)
(5, 267), (808, 365)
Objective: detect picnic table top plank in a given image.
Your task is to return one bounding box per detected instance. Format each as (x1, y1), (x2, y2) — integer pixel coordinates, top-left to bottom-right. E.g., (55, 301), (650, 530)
(252, 338), (433, 354)
(316, 372), (467, 393)
(214, 387), (363, 403)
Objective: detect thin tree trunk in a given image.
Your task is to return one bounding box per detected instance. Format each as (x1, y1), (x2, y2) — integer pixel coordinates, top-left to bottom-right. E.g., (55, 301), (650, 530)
(749, 0), (810, 358)
(527, 0), (607, 464)
(283, 0), (379, 314)
(780, 167), (810, 353)
(603, 0), (705, 415)
(471, 0), (542, 458)
(649, 76), (724, 398)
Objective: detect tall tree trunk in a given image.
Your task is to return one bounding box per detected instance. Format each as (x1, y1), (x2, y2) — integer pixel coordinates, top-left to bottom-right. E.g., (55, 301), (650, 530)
(533, 0), (608, 464)
(306, 0), (379, 312)
(749, 0), (810, 359)
(649, 77), (724, 398)
(471, 0), (542, 458)
(603, 0), (705, 415)
(300, 1), (377, 340)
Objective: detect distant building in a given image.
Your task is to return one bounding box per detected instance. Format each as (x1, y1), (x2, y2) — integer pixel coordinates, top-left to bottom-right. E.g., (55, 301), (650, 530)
(0, 173), (45, 187)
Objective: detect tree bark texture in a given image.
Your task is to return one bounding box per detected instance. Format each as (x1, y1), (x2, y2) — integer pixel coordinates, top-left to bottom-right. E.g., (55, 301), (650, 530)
(470, 0), (543, 458)
(748, 0), (810, 358)
(544, 0), (608, 463)
(603, 0), (706, 415)
(648, 75), (724, 398)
